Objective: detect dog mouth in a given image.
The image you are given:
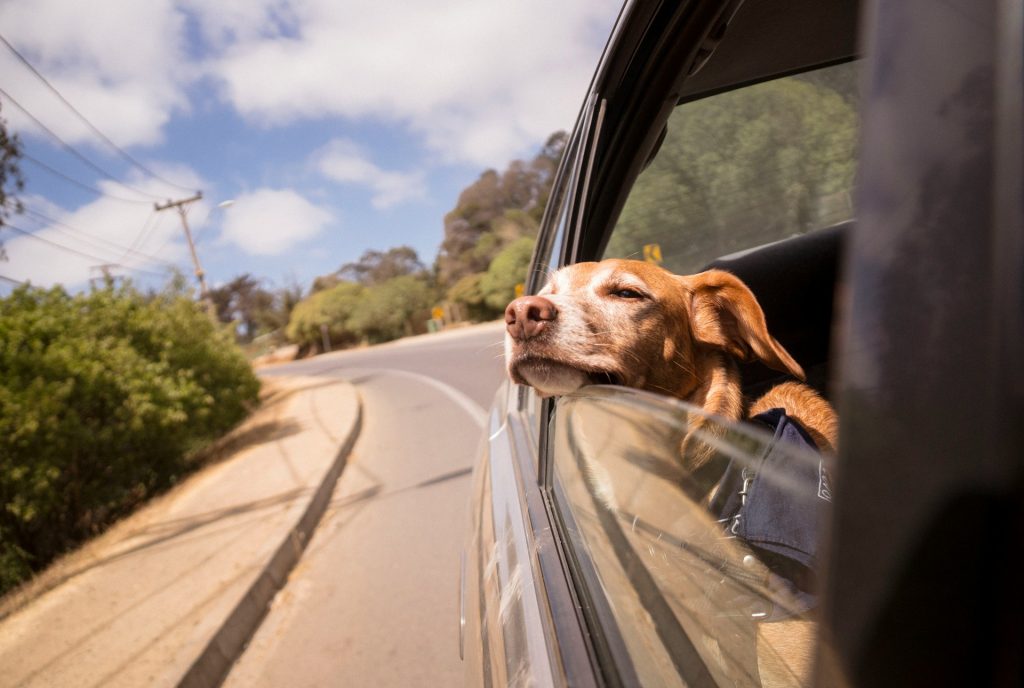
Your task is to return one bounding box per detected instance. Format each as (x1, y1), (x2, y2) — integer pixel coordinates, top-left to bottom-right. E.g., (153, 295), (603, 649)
(510, 355), (624, 395)
(586, 369), (623, 386)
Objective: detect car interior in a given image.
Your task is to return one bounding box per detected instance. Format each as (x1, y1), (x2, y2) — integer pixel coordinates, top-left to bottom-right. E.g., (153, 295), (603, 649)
(706, 221), (847, 400)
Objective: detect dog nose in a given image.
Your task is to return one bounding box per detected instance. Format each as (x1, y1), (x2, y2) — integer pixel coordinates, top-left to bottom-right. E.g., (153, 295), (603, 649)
(505, 295), (557, 340)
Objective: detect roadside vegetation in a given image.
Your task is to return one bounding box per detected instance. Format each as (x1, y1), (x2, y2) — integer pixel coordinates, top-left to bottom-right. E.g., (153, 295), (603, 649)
(0, 280), (259, 594)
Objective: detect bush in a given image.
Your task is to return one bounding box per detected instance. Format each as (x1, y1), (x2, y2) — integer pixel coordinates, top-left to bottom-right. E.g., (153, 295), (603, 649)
(285, 282), (365, 350)
(348, 275), (439, 343)
(0, 283), (259, 595)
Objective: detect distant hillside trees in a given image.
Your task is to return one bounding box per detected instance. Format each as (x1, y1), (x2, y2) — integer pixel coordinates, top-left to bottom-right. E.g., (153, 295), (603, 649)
(437, 131), (566, 319)
(286, 246), (439, 350)
(283, 134), (569, 352)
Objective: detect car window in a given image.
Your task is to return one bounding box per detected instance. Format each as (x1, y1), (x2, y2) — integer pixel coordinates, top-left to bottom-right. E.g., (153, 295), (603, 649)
(551, 387), (832, 686)
(602, 62), (858, 272)
(544, 63), (857, 685)
(520, 116), (587, 447)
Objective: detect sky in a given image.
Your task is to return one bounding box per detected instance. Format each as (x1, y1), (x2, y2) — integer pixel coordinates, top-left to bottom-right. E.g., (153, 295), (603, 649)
(0, 0), (621, 295)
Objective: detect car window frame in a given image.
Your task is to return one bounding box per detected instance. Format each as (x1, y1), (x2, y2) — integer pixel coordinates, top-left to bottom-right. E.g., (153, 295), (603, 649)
(519, 93), (604, 456)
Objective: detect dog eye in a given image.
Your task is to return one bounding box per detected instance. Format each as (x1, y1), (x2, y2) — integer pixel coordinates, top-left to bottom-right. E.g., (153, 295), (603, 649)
(611, 288), (646, 299)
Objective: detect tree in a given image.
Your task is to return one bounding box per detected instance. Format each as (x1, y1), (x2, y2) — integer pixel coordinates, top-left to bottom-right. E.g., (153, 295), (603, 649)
(348, 274), (439, 343)
(480, 237), (536, 311)
(435, 132), (567, 289)
(336, 245), (426, 286)
(446, 273), (491, 322)
(605, 76), (857, 275)
(285, 281), (366, 350)
(0, 281), (259, 593)
(209, 274), (264, 341)
(0, 103), (25, 259)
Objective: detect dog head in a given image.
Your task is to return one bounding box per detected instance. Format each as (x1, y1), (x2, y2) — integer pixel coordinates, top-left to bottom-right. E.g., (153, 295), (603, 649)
(504, 259), (804, 400)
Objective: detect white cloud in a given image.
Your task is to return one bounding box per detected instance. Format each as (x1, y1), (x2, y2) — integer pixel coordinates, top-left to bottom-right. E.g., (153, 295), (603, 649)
(0, 0), (618, 167)
(0, 0), (189, 148)
(2, 166), (206, 288)
(315, 139), (425, 208)
(217, 188), (333, 256)
(203, 0), (620, 167)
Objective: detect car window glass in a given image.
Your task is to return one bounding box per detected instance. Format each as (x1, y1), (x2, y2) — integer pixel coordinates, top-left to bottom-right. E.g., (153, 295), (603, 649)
(520, 127), (583, 439)
(551, 387), (833, 686)
(602, 62), (858, 271)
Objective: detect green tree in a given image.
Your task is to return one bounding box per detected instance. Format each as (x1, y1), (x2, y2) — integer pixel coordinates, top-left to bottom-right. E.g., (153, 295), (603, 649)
(348, 275), (439, 343)
(605, 75), (857, 274)
(285, 281), (366, 350)
(1, 103), (25, 259)
(337, 245), (426, 286)
(446, 273), (491, 322)
(209, 273), (274, 342)
(435, 132), (565, 289)
(480, 236), (536, 311)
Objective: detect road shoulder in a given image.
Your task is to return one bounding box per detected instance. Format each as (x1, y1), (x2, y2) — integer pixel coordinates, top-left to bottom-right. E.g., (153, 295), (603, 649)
(0, 376), (362, 688)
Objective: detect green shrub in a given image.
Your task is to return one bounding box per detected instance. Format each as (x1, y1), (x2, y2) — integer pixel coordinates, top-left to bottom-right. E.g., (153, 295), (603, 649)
(348, 275), (439, 343)
(0, 283), (259, 595)
(480, 236), (536, 311)
(285, 282), (365, 349)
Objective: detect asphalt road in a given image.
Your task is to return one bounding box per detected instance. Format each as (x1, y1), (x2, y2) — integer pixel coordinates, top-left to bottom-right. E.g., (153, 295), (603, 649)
(225, 321), (507, 687)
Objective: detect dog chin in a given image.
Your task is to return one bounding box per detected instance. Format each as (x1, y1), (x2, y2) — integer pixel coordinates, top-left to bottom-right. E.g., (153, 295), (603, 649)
(515, 359), (590, 397)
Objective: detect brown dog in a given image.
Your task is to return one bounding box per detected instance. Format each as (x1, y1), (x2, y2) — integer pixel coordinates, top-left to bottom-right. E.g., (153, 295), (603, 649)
(504, 258), (837, 686)
(504, 259), (837, 460)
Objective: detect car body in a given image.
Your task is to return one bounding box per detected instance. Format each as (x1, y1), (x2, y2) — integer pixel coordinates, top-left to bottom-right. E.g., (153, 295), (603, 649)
(462, 0), (1023, 686)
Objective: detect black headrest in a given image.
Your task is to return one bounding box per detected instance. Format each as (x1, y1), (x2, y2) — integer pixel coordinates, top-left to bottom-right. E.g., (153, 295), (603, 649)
(704, 221), (850, 392)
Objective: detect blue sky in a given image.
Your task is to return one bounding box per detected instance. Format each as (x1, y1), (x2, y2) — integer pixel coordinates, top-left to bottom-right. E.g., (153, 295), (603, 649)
(0, 0), (619, 294)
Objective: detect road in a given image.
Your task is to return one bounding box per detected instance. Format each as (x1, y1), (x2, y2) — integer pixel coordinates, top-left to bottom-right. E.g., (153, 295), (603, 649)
(225, 321), (507, 687)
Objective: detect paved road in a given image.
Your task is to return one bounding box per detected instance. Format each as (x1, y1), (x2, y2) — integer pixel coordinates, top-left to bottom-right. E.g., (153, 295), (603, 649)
(225, 322), (507, 686)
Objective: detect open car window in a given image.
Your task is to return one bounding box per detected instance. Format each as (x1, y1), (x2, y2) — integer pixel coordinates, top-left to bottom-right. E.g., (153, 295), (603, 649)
(544, 62), (860, 686)
(551, 387), (833, 686)
(602, 61), (858, 272)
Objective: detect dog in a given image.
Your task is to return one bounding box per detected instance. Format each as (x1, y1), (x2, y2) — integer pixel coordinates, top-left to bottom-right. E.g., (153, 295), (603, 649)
(504, 258), (838, 686)
(504, 258), (837, 459)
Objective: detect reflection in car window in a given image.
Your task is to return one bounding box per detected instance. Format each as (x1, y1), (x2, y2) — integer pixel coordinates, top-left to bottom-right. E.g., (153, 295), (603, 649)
(552, 388), (832, 686)
(603, 62), (858, 272)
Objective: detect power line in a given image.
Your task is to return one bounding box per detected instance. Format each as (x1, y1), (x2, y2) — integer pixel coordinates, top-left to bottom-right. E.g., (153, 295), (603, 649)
(3, 223), (168, 277)
(20, 152), (153, 205)
(0, 273), (27, 285)
(115, 211), (160, 266)
(20, 206), (174, 268)
(0, 33), (198, 195)
(0, 86), (163, 201)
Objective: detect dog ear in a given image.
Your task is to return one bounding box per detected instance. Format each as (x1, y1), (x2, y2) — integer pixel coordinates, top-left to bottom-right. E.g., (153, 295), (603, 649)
(682, 270), (805, 380)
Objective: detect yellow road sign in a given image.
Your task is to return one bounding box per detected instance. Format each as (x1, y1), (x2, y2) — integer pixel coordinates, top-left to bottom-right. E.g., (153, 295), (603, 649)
(431, 307), (445, 320)
(514, 283), (525, 298)
(643, 243), (663, 265)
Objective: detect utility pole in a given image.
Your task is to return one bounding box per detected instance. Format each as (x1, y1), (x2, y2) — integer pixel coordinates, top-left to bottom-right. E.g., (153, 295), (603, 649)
(155, 192), (216, 318)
